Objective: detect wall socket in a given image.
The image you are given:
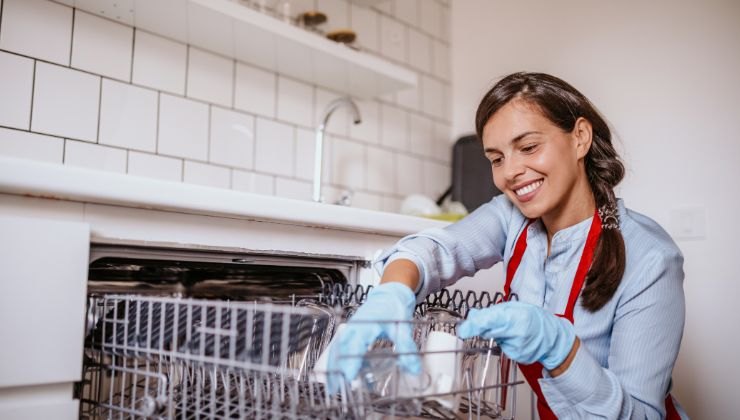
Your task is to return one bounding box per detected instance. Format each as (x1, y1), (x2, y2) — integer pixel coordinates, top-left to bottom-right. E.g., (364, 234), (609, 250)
(669, 206), (706, 240)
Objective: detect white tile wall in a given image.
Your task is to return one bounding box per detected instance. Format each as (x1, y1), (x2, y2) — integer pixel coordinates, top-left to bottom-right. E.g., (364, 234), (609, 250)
(277, 76), (313, 127)
(331, 137), (365, 189)
(31, 62), (100, 142)
(209, 106), (254, 170)
(395, 153), (423, 195)
(442, 84), (452, 122)
(366, 146), (394, 194)
(132, 30), (187, 95)
(183, 160), (231, 188)
(423, 160), (449, 199)
(434, 122), (453, 163)
(232, 169), (274, 195)
(127, 151), (182, 182)
(349, 99), (379, 144)
(71, 11), (132, 81)
(381, 103), (407, 151)
(381, 195), (401, 213)
(321, 185), (341, 205)
(419, 0), (441, 37)
(0, 0), (72, 65)
(440, 7), (450, 42)
(0, 0), (452, 213)
(0, 127), (63, 163)
(290, 0), (314, 18)
(422, 75), (445, 120)
(64, 139), (126, 173)
(187, 48), (233, 108)
(433, 40), (450, 81)
(394, 0), (418, 27)
(350, 5), (379, 53)
(372, 0), (392, 15)
(295, 127), (333, 185)
(408, 112), (433, 156)
(380, 15), (406, 63)
(396, 84), (420, 111)
(254, 118), (294, 177)
(0, 51), (33, 129)
(275, 177), (312, 201)
(158, 93), (209, 160)
(317, 0), (348, 34)
(234, 62), (276, 118)
(408, 28), (431, 73)
(352, 191), (382, 211)
(99, 79), (158, 152)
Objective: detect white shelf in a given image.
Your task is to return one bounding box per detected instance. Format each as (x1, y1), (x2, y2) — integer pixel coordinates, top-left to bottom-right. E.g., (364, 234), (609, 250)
(69, 0), (416, 98)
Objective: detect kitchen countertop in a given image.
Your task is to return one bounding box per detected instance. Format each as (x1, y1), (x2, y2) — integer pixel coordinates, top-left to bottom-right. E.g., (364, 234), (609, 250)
(0, 157), (448, 236)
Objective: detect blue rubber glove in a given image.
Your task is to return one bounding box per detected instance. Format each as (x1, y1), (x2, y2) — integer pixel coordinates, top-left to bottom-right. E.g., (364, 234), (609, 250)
(457, 301), (576, 370)
(327, 282), (421, 394)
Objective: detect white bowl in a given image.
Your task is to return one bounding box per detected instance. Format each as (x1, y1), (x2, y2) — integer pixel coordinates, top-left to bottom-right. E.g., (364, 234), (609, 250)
(400, 194), (442, 216)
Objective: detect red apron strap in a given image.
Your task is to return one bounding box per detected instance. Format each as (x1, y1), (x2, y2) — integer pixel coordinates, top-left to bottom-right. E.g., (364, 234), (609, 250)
(504, 220), (534, 299)
(504, 211), (602, 419)
(665, 394), (681, 419)
(561, 213), (602, 321)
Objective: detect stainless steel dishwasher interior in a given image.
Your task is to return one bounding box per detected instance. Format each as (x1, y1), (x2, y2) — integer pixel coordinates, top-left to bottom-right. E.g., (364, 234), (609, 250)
(86, 244), (362, 302)
(76, 244), (521, 419)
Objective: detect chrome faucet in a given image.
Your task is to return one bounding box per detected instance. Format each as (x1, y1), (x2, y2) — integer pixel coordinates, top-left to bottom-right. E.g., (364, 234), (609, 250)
(313, 97), (362, 203)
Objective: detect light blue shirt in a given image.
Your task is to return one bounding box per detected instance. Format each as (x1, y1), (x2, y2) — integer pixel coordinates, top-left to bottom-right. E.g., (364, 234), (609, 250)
(375, 195), (687, 419)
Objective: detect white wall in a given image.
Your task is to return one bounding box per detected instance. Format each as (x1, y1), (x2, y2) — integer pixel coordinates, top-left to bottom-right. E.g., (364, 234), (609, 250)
(0, 0), (453, 213)
(452, 0), (740, 418)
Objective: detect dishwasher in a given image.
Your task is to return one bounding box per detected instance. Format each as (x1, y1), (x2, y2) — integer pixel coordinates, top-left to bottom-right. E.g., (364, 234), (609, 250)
(76, 244), (522, 419)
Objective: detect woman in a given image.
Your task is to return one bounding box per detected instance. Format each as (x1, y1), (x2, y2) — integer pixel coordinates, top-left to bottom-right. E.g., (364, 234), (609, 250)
(329, 72), (687, 419)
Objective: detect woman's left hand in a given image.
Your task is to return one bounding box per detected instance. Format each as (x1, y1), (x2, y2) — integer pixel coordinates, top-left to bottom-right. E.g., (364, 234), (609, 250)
(458, 301), (576, 370)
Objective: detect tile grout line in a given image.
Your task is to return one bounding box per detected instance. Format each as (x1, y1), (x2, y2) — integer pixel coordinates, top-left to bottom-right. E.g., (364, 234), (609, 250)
(95, 75), (102, 144)
(155, 92), (160, 154)
(0, 0), (4, 43)
(28, 59), (36, 131)
(183, 46), (189, 97)
(231, 58), (236, 109)
(69, 7), (75, 66)
(129, 28), (136, 83)
(250, 110), (257, 172)
(206, 105), (212, 163)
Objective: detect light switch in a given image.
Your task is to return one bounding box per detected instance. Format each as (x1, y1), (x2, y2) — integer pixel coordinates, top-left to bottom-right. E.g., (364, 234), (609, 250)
(669, 207), (706, 240)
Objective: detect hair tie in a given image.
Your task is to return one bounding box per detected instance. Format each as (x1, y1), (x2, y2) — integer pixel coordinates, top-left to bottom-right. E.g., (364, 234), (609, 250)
(598, 204), (620, 231)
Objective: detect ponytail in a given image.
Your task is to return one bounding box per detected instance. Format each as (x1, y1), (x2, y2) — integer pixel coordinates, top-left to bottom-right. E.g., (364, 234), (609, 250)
(582, 132), (625, 310)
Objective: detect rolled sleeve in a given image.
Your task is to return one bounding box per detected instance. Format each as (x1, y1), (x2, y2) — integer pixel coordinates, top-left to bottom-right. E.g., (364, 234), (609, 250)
(373, 195), (515, 301)
(540, 344), (617, 416)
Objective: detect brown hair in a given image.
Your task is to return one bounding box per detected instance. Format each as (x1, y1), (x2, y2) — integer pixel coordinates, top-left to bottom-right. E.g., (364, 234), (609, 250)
(475, 72), (625, 312)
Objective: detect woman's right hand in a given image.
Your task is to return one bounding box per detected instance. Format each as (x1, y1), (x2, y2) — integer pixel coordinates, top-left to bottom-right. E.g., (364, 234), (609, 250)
(326, 282), (421, 394)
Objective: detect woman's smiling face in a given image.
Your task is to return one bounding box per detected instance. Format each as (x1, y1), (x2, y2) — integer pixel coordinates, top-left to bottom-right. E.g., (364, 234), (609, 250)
(482, 99), (592, 223)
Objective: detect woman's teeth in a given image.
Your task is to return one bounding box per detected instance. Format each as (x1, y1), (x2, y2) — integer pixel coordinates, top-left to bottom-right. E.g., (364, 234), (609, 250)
(515, 180), (543, 196)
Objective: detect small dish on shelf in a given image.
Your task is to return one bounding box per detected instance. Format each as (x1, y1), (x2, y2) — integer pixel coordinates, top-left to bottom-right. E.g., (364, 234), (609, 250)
(326, 29), (357, 44)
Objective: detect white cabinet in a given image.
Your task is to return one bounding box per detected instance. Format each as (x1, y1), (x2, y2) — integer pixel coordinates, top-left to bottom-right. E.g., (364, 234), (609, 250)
(0, 216), (89, 414)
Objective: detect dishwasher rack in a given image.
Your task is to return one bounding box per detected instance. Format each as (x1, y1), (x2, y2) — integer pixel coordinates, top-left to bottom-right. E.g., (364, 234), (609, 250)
(78, 287), (522, 419)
